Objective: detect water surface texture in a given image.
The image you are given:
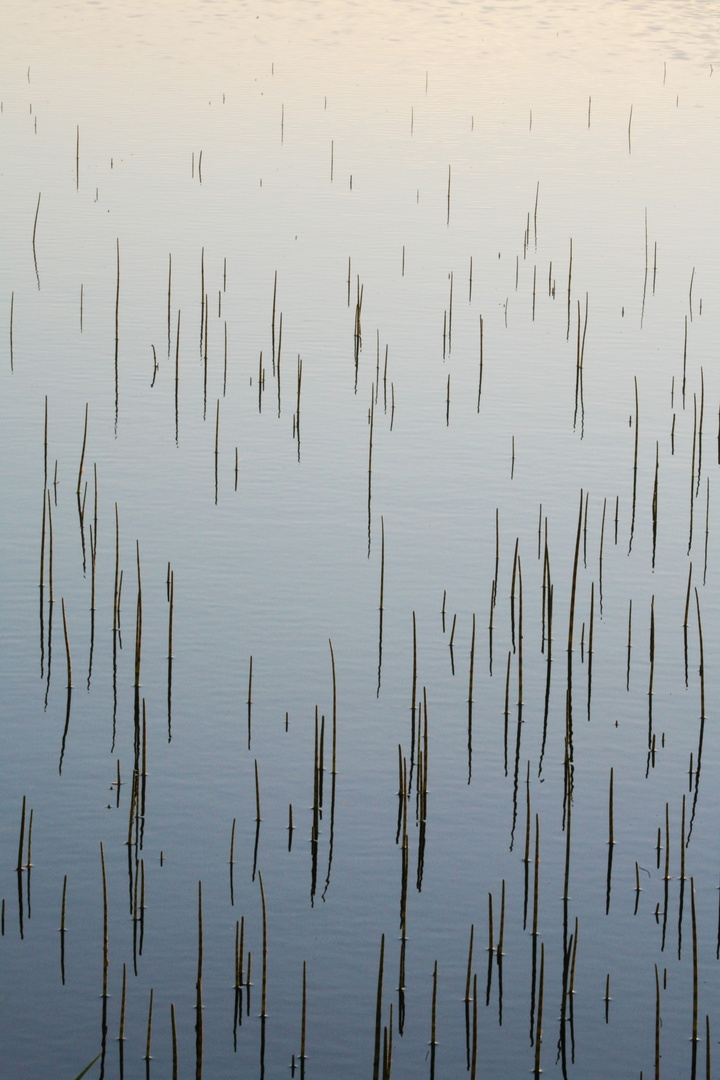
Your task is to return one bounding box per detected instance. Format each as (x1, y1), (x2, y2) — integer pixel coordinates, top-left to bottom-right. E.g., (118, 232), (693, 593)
(2, 2), (720, 1077)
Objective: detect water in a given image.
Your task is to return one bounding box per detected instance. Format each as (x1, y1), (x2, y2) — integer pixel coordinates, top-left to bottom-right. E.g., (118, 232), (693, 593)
(1, 2), (720, 1077)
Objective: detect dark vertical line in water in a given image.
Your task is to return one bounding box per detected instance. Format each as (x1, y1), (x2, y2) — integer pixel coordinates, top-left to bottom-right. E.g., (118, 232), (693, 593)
(476, 315), (484, 411)
(195, 882), (203, 1080)
(377, 517), (384, 698)
(566, 239), (572, 341)
(691, 877), (698, 1080)
(114, 239), (120, 433)
(688, 589), (706, 841)
(167, 569), (174, 742)
(446, 165), (451, 226)
(199, 248), (205, 356)
(587, 582), (594, 720)
(59, 874), (67, 984)
(77, 402), (88, 496)
(510, 538), (518, 654)
(647, 596), (655, 766)
(32, 192), (41, 290)
(533, 942), (544, 1078)
(652, 443), (659, 569)
(171, 1003), (178, 1080)
(247, 656), (253, 750)
(683, 316), (688, 409)
(214, 400), (220, 505)
(223, 321), (228, 397)
(530, 815), (540, 1043)
(296, 355), (302, 462)
(697, 368), (705, 497)
(523, 765), (531, 930)
(703, 479), (710, 585)
(276, 314), (282, 417)
(300, 960), (307, 1064)
(539, 583), (553, 778)
(271, 271), (277, 372)
(654, 963), (661, 1080)
(689, 393), (697, 553)
(606, 768), (615, 914)
(258, 870), (268, 1020)
(167, 254), (172, 355)
(144, 988), (154, 1068)
(448, 272), (453, 354)
(661, 802), (670, 952)
(39, 491), (46, 676)
(684, 563), (693, 688)
(467, 613), (475, 783)
(202, 294), (209, 419)
(629, 377), (639, 554)
(372, 935), (385, 1080)
(503, 651), (511, 777)
(367, 385), (374, 557)
(626, 599), (633, 691)
(410, 613), (416, 799)
(678, 794), (687, 962)
(174, 310), (181, 446)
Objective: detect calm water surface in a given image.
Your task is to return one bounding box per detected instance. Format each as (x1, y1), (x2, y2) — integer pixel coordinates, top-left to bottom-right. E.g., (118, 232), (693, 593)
(1, 2), (720, 1077)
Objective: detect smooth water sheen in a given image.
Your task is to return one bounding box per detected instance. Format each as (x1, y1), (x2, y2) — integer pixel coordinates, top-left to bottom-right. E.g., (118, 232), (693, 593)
(1, 2), (720, 1078)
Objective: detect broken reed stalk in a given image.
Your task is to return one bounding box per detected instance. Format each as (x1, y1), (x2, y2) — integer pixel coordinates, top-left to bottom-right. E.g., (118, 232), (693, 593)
(171, 1003), (178, 1080)
(60, 873), (67, 933)
(568, 490), (583, 655)
(39, 492), (46, 590)
(134, 542), (142, 690)
(16, 796), (26, 871)
(649, 595), (656, 700)
(608, 768), (615, 847)
(497, 879), (506, 956)
(254, 760), (261, 822)
(468, 613), (476, 705)
(300, 960), (307, 1060)
(196, 882), (203, 1080)
(534, 942), (545, 1077)
(259, 870), (268, 1019)
(652, 964), (661, 1079)
(372, 934), (385, 1080)
(100, 842), (108, 1000)
(61, 598), (72, 688)
(447, 165), (451, 226)
(144, 988), (154, 1062)
(692, 877), (699, 1061)
(119, 963), (127, 1041)
(477, 315), (484, 411)
(329, 638), (337, 773)
(32, 191), (41, 287)
(430, 960), (438, 1046)
(76, 403), (88, 495)
(168, 569), (174, 659)
(487, 894), (494, 955)
(113, 503), (120, 631)
(465, 925), (474, 1002)
(517, 558), (523, 704)
(695, 588), (705, 720)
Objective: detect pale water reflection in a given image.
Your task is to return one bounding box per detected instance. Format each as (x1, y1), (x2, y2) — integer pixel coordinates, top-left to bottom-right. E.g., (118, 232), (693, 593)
(1, 2), (720, 1078)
